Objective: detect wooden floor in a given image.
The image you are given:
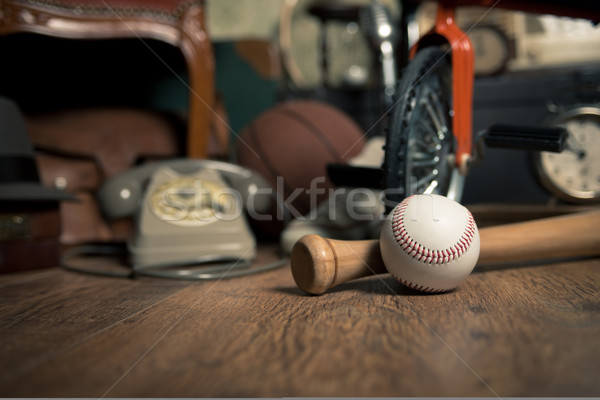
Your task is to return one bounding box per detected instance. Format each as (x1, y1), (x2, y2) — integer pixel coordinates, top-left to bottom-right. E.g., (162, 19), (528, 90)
(1, 207), (600, 397)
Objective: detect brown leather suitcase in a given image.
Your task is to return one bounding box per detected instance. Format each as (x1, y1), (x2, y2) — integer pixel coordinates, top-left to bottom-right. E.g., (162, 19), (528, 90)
(0, 203), (62, 273)
(28, 107), (184, 244)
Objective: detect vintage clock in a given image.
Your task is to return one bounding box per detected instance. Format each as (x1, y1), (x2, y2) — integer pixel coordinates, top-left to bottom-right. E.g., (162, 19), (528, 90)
(533, 106), (600, 203)
(469, 24), (511, 76)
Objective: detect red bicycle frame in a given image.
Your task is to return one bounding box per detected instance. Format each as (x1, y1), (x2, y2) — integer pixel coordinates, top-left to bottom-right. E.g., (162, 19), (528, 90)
(410, 2), (474, 174)
(409, 0), (600, 174)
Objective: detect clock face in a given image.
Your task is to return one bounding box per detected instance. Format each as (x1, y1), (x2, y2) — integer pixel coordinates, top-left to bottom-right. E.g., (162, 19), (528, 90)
(149, 177), (238, 226)
(536, 108), (600, 203)
(470, 25), (510, 76)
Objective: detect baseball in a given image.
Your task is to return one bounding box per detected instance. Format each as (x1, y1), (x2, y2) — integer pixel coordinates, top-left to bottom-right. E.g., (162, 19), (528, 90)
(380, 194), (480, 292)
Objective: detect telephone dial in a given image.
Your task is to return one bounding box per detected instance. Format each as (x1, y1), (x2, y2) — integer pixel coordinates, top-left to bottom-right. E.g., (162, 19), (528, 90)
(62, 159), (287, 279)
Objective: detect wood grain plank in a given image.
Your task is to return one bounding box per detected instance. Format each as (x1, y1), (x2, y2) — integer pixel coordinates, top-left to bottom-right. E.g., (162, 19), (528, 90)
(110, 277), (486, 397)
(1, 251), (599, 397)
(400, 261), (600, 396)
(106, 260), (600, 397)
(0, 267), (194, 384)
(0, 282), (203, 397)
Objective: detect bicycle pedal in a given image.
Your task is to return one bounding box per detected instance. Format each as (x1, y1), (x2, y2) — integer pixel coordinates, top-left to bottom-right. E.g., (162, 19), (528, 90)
(484, 124), (568, 153)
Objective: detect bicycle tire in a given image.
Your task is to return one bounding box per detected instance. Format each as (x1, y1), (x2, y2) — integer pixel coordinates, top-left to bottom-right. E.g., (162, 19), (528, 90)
(382, 46), (463, 210)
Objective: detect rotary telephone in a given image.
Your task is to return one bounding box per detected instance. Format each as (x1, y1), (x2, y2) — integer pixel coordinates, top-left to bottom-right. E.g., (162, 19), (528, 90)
(63, 159), (286, 279)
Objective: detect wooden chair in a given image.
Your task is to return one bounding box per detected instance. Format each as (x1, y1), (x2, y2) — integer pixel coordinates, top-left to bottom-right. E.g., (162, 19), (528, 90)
(0, 0), (215, 158)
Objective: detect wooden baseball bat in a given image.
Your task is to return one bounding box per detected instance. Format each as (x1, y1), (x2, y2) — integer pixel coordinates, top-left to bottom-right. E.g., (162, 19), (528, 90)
(291, 210), (600, 295)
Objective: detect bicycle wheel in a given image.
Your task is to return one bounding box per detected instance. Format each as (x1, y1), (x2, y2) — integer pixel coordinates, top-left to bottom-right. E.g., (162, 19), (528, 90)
(382, 46), (464, 210)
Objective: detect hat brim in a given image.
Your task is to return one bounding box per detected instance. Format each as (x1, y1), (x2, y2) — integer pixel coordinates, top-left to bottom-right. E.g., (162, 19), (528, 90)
(0, 183), (78, 202)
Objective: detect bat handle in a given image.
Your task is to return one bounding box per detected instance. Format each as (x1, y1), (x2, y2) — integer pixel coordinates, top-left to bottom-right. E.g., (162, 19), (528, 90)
(290, 235), (385, 295)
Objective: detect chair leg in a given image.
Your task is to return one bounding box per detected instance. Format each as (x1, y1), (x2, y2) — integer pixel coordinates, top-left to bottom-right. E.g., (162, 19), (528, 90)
(179, 3), (215, 159)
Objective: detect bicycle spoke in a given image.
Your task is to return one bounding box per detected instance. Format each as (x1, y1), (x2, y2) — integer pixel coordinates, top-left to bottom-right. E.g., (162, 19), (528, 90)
(411, 156), (440, 168)
(428, 90), (449, 134)
(425, 102), (443, 137)
(422, 179), (439, 194)
(416, 170), (439, 189)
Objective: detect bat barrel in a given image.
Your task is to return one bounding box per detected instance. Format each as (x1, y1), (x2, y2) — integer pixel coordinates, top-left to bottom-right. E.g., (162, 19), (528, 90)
(478, 210), (600, 264)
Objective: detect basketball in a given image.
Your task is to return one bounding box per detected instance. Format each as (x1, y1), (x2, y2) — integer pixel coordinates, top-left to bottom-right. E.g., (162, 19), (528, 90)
(236, 100), (366, 234)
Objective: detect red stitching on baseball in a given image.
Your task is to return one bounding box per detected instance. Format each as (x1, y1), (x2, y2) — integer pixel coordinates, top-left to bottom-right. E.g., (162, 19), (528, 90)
(391, 195), (476, 265)
(391, 273), (448, 293)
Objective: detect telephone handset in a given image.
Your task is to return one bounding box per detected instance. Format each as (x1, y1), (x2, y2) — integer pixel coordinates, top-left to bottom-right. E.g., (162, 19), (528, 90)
(98, 158), (272, 221)
(63, 159), (286, 280)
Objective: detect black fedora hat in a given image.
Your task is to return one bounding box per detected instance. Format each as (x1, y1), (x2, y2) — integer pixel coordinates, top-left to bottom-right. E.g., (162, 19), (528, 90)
(0, 96), (76, 202)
